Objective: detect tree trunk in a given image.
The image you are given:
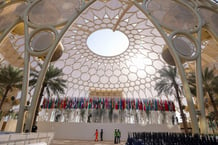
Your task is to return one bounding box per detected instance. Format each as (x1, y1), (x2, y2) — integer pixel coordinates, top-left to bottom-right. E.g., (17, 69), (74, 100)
(174, 85), (189, 134)
(208, 91), (218, 125)
(0, 86), (10, 111)
(32, 85), (45, 130)
(208, 91), (218, 117)
(209, 119), (215, 134)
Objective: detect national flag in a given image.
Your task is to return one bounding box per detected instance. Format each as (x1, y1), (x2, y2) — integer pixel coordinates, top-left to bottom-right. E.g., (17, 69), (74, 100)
(69, 98), (73, 109)
(143, 99), (146, 111)
(105, 98), (108, 109)
(55, 97), (58, 108)
(154, 99), (158, 111)
(135, 98), (138, 110)
(172, 101), (175, 111)
(73, 98), (77, 109)
(109, 98), (112, 109)
(146, 100), (150, 111)
(115, 98), (118, 110)
(63, 98), (67, 109)
(164, 100), (169, 111)
(119, 98), (122, 110)
(122, 98), (125, 110)
(102, 98), (105, 109)
(138, 99), (142, 110)
(98, 98), (101, 109)
(128, 98), (131, 110)
(112, 98), (115, 109)
(42, 97), (47, 108)
(51, 98), (55, 109)
(60, 98), (64, 109)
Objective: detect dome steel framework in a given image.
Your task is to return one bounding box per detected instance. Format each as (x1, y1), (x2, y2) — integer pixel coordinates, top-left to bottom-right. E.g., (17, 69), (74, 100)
(0, 0), (218, 134)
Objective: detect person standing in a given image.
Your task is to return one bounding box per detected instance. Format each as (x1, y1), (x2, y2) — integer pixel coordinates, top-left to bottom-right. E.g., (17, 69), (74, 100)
(95, 129), (98, 141)
(100, 129), (103, 141)
(117, 129), (121, 143)
(114, 129), (117, 144)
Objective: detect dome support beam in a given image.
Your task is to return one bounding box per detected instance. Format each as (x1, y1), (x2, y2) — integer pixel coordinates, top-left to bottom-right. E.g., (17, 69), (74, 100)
(195, 30), (207, 134)
(134, 1), (201, 134)
(112, 1), (133, 32)
(9, 0), (212, 134)
(16, 0), (96, 132)
(0, 18), (21, 44)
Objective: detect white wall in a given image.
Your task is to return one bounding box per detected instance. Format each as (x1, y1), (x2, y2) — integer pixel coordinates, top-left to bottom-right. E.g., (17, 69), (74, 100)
(37, 122), (181, 141)
(3, 119), (17, 132)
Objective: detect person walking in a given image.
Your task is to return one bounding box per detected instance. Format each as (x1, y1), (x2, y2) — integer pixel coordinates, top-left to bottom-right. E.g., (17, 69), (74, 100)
(100, 129), (103, 141)
(95, 129), (98, 141)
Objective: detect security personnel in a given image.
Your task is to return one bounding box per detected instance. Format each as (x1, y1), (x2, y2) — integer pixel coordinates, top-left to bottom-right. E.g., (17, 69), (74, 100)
(117, 129), (121, 143)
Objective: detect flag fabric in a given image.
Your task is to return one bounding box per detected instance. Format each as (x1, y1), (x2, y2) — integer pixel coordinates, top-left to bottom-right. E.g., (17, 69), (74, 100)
(172, 101), (175, 111)
(135, 98), (138, 110)
(55, 97), (58, 108)
(51, 98), (55, 109)
(131, 99), (135, 110)
(128, 98), (131, 110)
(121, 98), (125, 110)
(139, 99), (143, 110)
(69, 98), (73, 109)
(154, 99), (158, 111)
(63, 98), (67, 109)
(119, 98), (122, 110)
(98, 98), (101, 109)
(41, 97), (176, 112)
(115, 98), (118, 110)
(146, 100), (150, 111)
(88, 98), (92, 109)
(143, 100), (146, 111)
(102, 98), (105, 109)
(126, 99), (129, 110)
(160, 100), (163, 111)
(73, 98), (77, 109)
(105, 98), (108, 109)
(164, 100), (169, 111)
(42, 98), (47, 108)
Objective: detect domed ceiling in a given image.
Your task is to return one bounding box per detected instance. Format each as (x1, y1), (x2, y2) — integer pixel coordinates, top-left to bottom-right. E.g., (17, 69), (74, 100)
(0, 0), (218, 109)
(53, 0), (167, 99)
(2, 0), (167, 99)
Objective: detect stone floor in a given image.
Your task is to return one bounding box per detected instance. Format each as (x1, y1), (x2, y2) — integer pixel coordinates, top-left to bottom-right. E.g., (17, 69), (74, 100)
(51, 140), (125, 145)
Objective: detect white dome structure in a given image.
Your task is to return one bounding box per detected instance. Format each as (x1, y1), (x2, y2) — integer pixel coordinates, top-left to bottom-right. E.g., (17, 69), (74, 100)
(0, 0), (218, 136)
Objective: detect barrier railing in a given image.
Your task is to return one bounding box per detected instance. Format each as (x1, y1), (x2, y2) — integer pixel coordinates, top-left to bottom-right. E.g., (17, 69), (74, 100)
(0, 132), (54, 145)
(126, 132), (218, 145)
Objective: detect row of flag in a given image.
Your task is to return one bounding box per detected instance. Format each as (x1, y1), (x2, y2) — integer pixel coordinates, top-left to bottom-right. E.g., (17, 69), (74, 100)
(42, 97), (176, 112)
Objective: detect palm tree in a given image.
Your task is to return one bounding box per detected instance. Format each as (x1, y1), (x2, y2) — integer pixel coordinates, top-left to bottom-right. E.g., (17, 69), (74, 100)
(187, 67), (218, 121)
(206, 111), (217, 133)
(29, 64), (67, 130)
(1, 96), (20, 117)
(155, 66), (189, 134)
(0, 65), (23, 111)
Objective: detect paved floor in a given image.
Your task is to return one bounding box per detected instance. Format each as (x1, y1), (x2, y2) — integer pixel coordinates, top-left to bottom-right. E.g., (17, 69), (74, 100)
(51, 140), (125, 145)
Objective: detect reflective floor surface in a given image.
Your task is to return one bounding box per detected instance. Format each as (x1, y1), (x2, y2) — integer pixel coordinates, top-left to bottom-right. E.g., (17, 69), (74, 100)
(51, 140), (125, 145)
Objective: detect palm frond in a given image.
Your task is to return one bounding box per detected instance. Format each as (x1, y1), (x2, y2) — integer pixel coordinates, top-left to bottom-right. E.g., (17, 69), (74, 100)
(154, 66), (179, 97)
(0, 65), (23, 110)
(29, 64), (67, 98)
(0, 65), (23, 88)
(187, 67), (218, 96)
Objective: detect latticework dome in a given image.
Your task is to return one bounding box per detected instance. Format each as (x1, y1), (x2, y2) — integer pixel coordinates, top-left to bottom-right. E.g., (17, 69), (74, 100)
(0, 1), (218, 133)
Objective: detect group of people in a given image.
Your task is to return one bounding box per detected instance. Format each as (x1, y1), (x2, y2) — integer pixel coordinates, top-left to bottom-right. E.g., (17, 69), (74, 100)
(94, 128), (121, 144)
(126, 132), (217, 145)
(114, 129), (121, 144)
(95, 129), (103, 141)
